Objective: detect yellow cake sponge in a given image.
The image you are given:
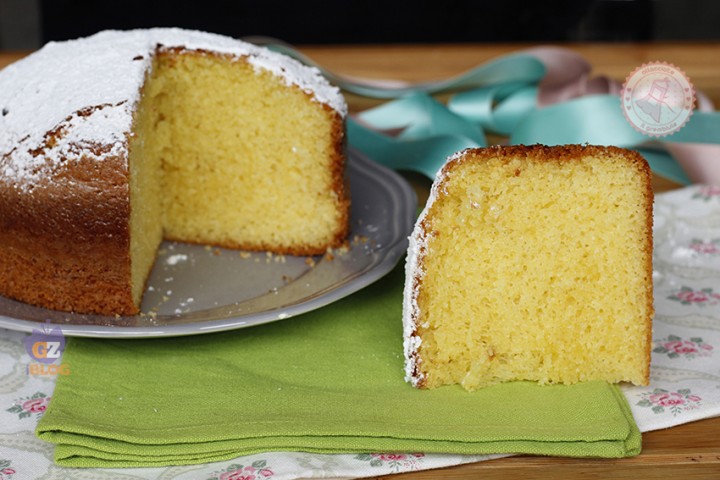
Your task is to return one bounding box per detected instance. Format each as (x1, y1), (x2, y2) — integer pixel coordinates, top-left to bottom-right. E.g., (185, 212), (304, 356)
(403, 145), (653, 390)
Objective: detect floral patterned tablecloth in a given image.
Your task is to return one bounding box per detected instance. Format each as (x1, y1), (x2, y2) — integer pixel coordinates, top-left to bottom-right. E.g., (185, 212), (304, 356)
(1, 184), (720, 480)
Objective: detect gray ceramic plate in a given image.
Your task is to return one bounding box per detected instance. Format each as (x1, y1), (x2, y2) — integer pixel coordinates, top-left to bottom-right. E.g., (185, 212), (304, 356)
(0, 148), (416, 338)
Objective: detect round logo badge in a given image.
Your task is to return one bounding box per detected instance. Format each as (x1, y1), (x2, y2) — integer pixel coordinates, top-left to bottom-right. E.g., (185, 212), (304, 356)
(622, 62), (695, 137)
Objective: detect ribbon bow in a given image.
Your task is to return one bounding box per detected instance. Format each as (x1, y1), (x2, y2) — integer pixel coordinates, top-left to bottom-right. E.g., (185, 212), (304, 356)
(250, 38), (720, 185)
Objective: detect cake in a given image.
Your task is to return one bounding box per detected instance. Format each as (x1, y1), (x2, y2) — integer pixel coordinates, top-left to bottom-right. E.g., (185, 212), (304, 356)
(403, 145), (653, 391)
(0, 29), (349, 316)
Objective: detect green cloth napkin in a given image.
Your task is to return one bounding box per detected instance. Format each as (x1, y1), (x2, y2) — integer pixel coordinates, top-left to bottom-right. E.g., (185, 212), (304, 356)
(36, 265), (641, 467)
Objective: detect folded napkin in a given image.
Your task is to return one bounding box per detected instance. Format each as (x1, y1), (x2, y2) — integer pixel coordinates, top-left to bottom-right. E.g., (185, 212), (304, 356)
(36, 265), (640, 467)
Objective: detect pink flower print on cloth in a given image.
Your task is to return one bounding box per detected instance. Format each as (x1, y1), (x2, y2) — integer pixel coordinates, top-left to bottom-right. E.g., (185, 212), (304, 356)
(692, 185), (720, 201)
(5, 392), (50, 419)
(636, 388), (702, 416)
(207, 461), (274, 480)
(355, 453), (426, 472)
(0, 460), (16, 480)
(653, 335), (714, 360)
(668, 286), (720, 306)
(688, 238), (720, 256)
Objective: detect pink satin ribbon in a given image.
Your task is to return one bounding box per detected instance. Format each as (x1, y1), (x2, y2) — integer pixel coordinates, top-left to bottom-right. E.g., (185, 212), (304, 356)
(527, 47), (718, 185)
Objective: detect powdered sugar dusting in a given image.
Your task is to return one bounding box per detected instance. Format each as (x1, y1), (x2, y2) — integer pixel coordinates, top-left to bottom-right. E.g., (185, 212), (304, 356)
(0, 28), (346, 190)
(165, 253), (189, 266)
(402, 150), (462, 387)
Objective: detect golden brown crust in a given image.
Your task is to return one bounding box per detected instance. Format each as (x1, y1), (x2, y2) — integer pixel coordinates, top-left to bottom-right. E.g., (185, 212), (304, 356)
(445, 144), (651, 175)
(0, 233), (137, 316)
(324, 107), (352, 251)
(0, 152), (137, 315)
(634, 150), (654, 385)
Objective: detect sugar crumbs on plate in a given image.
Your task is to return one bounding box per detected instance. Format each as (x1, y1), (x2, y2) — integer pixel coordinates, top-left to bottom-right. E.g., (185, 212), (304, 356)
(352, 234), (369, 245)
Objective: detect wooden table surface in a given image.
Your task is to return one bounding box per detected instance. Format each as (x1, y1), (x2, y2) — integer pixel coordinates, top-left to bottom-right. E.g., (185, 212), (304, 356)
(2, 42), (720, 478)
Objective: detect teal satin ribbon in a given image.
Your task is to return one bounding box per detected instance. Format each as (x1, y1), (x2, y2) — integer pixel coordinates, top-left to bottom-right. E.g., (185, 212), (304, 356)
(448, 82), (539, 135)
(510, 95), (720, 184)
(252, 38), (720, 184)
(349, 94), (486, 177)
(354, 89), (720, 185)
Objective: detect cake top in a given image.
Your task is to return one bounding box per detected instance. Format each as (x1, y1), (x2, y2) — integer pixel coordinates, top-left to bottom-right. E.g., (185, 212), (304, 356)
(0, 28), (347, 189)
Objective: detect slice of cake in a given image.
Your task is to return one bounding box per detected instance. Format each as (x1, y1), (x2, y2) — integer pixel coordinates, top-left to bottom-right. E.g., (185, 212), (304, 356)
(403, 145), (653, 391)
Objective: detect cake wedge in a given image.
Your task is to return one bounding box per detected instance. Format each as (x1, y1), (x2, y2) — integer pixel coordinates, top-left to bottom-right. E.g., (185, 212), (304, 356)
(403, 145), (653, 390)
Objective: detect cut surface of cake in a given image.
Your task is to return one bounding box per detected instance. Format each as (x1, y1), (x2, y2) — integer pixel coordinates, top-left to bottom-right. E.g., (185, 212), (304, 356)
(0, 29), (349, 316)
(403, 145), (653, 391)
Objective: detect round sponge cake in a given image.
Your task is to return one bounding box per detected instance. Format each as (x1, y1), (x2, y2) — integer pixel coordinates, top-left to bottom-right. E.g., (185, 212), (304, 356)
(0, 29), (349, 316)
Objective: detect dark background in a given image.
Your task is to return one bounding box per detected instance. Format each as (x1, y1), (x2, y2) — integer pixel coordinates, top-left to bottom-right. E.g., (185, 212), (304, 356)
(0, 0), (719, 49)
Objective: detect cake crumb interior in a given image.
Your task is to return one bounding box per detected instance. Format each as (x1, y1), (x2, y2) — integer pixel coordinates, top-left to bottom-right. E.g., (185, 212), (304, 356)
(128, 50), (345, 306)
(415, 152), (651, 390)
